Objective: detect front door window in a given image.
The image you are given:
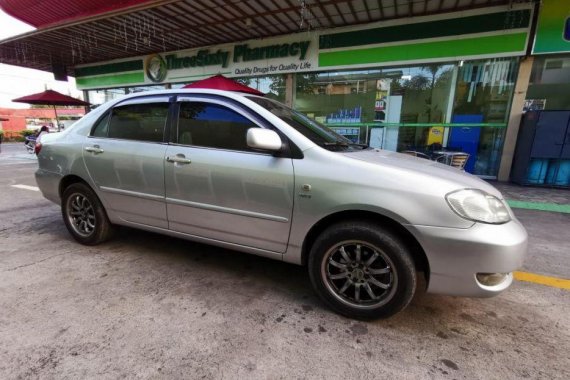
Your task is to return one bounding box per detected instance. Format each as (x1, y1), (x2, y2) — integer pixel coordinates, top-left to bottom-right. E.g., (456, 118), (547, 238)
(177, 102), (259, 151)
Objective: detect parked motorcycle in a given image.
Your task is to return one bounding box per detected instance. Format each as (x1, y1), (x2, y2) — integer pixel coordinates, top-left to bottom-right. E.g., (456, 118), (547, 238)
(24, 136), (36, 154)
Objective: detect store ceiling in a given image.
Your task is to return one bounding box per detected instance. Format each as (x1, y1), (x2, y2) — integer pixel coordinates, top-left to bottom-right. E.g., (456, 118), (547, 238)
(0, 0), (521, 76)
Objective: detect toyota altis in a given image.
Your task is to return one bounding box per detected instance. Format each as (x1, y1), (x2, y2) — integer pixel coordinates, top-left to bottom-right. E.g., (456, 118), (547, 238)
(35, 89), (527, 319)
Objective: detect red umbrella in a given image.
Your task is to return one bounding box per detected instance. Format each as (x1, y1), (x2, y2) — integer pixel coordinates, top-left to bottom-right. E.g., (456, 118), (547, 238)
(13, 89), (89, 131)
(183, 75), (264, 96)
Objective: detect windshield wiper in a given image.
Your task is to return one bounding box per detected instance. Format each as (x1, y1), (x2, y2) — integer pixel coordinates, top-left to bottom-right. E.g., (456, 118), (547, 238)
(321, 141), (369, 149)
(348, 142), (369, 148)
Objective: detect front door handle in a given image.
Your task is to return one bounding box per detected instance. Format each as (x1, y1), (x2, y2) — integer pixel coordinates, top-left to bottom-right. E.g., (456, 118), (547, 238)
(85, 145), (104, 154)
(166, 154), (191, 165)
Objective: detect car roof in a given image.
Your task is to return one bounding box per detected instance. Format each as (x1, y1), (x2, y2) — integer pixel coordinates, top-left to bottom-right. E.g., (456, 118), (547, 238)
(115, 88), (258, 102)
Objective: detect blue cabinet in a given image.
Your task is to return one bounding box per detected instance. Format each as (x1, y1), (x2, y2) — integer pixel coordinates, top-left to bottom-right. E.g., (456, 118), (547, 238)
(449, 115), (483, 173)
(512, 111), (570, 187)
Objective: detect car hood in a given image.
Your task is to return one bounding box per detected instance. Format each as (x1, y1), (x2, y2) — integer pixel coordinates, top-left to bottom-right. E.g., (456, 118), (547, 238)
(339, 149), (504, 198)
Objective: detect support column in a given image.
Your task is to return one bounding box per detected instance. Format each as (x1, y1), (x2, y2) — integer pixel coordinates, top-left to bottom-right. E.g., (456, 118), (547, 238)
(83, 90), (91, 113)
(498, 56), (534, 182)
(285, 73), (294, 108)
(443, 65), (459, 147)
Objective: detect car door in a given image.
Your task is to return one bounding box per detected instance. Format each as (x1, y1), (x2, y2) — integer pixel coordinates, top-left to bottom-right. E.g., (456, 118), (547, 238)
(83, 96), (170, 228)
(164, 97), (294, 253)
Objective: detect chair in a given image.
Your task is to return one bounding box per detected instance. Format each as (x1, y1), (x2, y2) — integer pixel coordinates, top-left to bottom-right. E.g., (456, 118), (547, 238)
(449, 153), (470, 170)
(435, 152), (470, 170)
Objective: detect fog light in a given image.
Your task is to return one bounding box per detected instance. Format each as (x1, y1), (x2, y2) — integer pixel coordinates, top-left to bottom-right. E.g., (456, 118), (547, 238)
(476, 273), (509, 286)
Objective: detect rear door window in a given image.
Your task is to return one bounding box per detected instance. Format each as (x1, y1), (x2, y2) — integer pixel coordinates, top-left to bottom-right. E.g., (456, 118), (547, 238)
(108, 103), (169, 142)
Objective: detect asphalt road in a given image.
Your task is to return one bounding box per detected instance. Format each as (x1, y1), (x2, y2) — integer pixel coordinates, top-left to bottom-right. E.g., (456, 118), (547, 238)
(0, 142), (568, 379)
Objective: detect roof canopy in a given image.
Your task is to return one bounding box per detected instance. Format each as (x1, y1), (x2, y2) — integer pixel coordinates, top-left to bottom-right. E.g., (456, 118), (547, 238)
(0, 0), (157, 29)
(0, 0), (513, 76)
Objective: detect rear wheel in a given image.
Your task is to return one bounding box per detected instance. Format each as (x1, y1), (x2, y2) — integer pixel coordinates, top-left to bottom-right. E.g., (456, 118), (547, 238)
(308, 221), (416, 319)
(62, 183), (115, 245)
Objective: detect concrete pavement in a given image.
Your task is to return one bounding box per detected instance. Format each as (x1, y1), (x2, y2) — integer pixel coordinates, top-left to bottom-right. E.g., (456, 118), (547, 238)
(0, 143), (568, 379)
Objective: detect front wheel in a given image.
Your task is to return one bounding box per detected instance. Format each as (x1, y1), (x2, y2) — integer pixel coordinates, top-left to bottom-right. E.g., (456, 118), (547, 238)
(308, 221), (416, 319)
(61, 183), (115, 245)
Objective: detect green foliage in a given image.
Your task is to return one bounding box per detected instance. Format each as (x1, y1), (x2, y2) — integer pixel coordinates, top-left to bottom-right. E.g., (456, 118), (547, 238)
(235, 78), (252, 86)
(295, 74), (319, 94)
(20, 129), (37, 137)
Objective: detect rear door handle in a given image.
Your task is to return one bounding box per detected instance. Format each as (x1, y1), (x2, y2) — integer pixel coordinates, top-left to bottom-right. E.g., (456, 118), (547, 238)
(85, 145), (104, 154)
(166, 154), (191, 165)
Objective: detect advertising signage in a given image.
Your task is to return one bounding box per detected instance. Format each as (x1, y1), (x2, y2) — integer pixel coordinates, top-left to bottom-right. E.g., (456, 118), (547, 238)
(143, 36), (317, 84)
(533, 0), (570, 54)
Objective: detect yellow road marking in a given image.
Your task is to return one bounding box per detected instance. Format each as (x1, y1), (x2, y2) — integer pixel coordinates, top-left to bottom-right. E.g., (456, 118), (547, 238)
(514, 271), (570, 290)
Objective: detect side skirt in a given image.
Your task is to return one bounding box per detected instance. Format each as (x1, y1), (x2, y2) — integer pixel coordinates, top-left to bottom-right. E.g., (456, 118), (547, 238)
(116, 219), (286, 262)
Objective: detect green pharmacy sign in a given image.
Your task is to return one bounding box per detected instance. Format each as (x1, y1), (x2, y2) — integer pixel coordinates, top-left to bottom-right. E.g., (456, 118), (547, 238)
(533, 0), (570, 54)
(233, 41), (311, 62)
(145, 54), (167, 83)
(144, 40), (312, 83)
(165, 50), (230, 70)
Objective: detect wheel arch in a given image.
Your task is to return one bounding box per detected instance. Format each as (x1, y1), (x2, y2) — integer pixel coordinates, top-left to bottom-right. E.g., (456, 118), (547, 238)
(59, 174), (91, 199)
(301, 210), (430, 280)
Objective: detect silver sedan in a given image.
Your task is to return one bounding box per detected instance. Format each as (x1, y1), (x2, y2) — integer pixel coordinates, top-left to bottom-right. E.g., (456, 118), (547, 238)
(35, 89), (527, 319)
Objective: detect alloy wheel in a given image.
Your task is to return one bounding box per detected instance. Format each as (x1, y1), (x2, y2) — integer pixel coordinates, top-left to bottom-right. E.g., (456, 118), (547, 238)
(321, 240), (398, 309)
(66, 193), (96, 237)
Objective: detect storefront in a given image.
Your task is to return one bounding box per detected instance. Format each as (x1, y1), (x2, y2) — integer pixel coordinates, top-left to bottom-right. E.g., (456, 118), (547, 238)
(76, 4), (534, 179)
(516, 0), (570, 187)
(526, 0), (570, 111)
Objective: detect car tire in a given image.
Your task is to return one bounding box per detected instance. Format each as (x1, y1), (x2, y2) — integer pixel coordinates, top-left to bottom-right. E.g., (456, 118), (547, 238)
(61, 182), (115, 245)
(308, 221), (416, 319)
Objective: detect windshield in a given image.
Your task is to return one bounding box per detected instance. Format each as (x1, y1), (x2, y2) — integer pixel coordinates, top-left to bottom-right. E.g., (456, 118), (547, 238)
(246, 96), (367, 152)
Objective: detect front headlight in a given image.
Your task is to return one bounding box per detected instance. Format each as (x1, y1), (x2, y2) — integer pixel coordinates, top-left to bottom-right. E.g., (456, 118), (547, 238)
(445, 189), (511, 224)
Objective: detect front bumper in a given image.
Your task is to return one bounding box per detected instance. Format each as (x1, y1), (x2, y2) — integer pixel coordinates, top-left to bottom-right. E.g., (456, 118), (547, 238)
(407, 219), (527, 297)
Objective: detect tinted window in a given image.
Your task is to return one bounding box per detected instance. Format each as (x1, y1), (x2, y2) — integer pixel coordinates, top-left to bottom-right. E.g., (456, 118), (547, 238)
(177, 102), (259, 151)
(91, 112), (110, 137)
(108, 103), (169, 142)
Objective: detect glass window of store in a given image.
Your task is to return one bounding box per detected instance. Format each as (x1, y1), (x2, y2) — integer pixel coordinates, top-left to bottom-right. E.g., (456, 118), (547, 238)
(294, 66), (454, 148)
(451, 58), (519, 176)
(235, 75), (287, 103)
(172, 74), (287, 102)
(526, 55), (570, 110)
(294, 58), (519, 178)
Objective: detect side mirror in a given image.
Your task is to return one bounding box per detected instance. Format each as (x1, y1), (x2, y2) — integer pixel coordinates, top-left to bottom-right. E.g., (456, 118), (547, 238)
(246, 128), (282, 152)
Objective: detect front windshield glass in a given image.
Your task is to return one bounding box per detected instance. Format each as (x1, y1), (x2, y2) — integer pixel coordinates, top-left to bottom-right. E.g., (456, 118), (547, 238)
(246, 96), (366, 151)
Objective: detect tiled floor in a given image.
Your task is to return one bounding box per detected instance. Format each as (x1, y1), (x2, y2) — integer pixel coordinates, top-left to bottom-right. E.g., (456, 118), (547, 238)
(491, 181), (570, 206)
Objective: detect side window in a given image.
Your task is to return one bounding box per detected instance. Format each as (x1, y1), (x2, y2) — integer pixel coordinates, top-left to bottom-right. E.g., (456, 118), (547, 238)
(91, 112), (110, 137)
(177, 102), (259, 151)
(108, 102), (169, 142)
